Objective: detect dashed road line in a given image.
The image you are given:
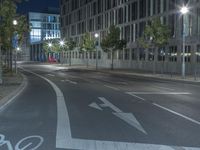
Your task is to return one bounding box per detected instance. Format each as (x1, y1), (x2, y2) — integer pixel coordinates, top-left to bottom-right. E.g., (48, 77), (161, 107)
(153, 103), (200, 126)
(126, 92), (191, 95)
(104, 85), (120, 91)
(47, 74), (55, 77)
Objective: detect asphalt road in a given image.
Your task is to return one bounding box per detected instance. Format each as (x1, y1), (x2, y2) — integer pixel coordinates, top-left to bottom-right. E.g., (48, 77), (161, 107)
(0, 63), (200, 150)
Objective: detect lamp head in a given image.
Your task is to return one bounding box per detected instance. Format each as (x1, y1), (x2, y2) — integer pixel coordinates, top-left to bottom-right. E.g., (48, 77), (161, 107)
(13, 20), (18, 26)
(180, 6), (189, 14)
(94, 33), (99, 38)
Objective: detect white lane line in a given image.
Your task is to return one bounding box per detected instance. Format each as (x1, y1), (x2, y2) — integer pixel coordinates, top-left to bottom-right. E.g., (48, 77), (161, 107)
(127, 91), (200, 126)
(153, 103), (200, 126)
(98, 97), (122, 113)
(47, 74), (55, 77)
(61, 79), (77, 85)
(65, 79), (77, 85)
(126, 92), (146, 101)
(104, 85), (120, 91)
(153, 86), (175, 91)
(21, 68), (72, 148)
(127, 92), (191, 95)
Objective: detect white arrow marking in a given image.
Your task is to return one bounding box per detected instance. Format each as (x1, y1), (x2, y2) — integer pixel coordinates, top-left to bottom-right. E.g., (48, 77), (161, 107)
(96, 97), (147, 134)
(113, 112), (147, 134)
(89, 102), (103, 111)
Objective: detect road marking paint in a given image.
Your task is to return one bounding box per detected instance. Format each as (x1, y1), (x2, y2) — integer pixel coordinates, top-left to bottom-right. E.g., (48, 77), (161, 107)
(126, 92), (191, 95)
(90, 97), (147, 134)
(127, 91), (200, 126)
(20, 68), (72, 148)
(47, 74), (55, 77)
(113, 112), (147, 134)
(104, 85), (119, 91)
(98, 97), (122, 113)
(153, 86), (175, 91)
(21, 68), (200, 150)
(0, 134), (43, 150)
(153, 103), (200, 126)
(65, 79), (77, 85)
(89, 102), (103, 111)
(126, 92), (146, 101)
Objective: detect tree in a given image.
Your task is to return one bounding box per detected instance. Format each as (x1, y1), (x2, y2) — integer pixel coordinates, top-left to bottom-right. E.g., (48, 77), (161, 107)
(101, 25), (126, 70)
(139, 18), (170, 74)
(0, 0), (29, 71)
(67, 38), (76, 66)
(43, 39), (61, 62)
(80, 32), (95, 67)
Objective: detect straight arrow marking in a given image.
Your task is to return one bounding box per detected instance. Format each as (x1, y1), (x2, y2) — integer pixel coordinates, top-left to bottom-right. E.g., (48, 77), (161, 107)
(89, 102), (103, 111)
(113, 112), (147, 135)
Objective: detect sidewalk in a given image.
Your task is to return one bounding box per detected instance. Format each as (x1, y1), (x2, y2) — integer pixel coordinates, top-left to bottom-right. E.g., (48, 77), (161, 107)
(0, 72), (27, 111)
(52, 63), (200, 83)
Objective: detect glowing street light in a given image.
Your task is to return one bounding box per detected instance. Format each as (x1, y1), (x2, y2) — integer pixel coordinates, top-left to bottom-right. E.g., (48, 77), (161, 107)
(48, 43), (52, 47)
(13, 19), (18, 26)
(94, 33), (99, 38)
(180, 6), (189, 78)
(180, 6), (189, 14)
(59, 40), (65, 47)
(17, 47), (20, 51)
(94, 33), (100, 70)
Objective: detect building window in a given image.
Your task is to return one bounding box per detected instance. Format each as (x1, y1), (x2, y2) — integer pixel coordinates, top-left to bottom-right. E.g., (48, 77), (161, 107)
(139, 0), (146, 18)
(168, 14), (176, 37)
(148, 48), (154, 61)
(131, 2), (138, 21)
(124, 49), (130, 60)
(98, 51), (101, 59)
(158, 48), (166, 61)
(131, 48), (136, 60)
(139, 48), (145, 60)
(197, 45), (200, 63)
(182, 45), (191, 62)
(118, 50), (123, 60)
(124, 25), (130, 42)
(169, 46), (177, 62)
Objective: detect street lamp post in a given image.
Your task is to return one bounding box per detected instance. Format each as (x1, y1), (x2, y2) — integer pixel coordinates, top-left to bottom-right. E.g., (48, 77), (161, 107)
(13, 19), (18, 74)
(95, 33), (99, 70)
(59, 40), (65, 64)
(15, 47), (20, 74)
(180, 6), (189, 79)
(48, 43), (52, 62)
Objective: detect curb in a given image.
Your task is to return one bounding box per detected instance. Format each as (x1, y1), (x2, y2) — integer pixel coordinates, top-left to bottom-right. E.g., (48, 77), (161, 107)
(0, 73), (28, 112)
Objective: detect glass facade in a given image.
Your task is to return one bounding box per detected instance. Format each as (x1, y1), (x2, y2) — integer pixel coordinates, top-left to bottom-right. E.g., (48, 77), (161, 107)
(29, 12), (60, 44)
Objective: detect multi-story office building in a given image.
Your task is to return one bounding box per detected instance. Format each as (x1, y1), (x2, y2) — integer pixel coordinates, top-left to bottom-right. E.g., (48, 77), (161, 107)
(29, 8), (61, 61)
(60, 0), (200, 74)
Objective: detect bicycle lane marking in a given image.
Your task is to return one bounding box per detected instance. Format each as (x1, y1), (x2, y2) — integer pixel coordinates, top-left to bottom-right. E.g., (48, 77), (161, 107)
(0, 134), (43, 150)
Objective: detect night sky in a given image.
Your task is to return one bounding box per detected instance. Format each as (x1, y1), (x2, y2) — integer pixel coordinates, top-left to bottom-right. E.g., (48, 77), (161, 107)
(17, 0), (59, 14)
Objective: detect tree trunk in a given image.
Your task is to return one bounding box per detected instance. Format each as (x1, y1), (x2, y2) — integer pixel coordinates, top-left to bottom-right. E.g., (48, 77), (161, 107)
(111, 49), (114, 70)
(153, 47), (158, 74)
(69, 51), (72, 66)
(9, 49), (13, 72)
(87, 52), (89, 68)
